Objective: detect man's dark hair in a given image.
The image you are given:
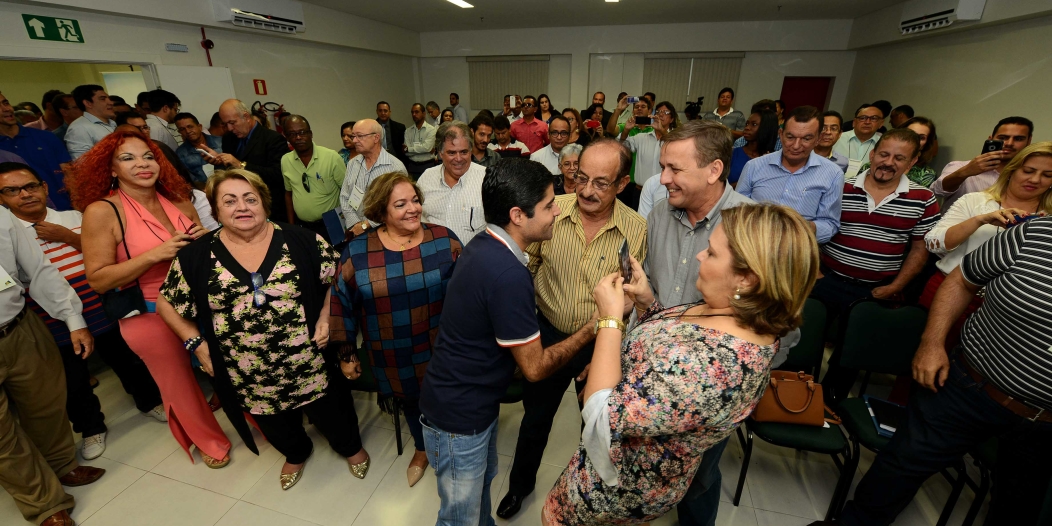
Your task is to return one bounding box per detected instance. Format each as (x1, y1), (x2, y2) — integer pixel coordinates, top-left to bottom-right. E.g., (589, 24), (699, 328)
(548, 115), (570, 128)
(872, 100), (893, 119)
(643, 92), (656, 103)
(0, 162), (41, 182)
(16, 101), (42, 116)
(341, 121), (355, 133)
(172, 112), (199, 125)
(283, 114), (310, 131)
(108, 95), (127, 106)
(136, 91), (150, 107)
(115, 112), (145, 126)
(594, 91), (605, 99)
(891, 105), (914, 119)
(786, 105), (821, 127)
(522, 95), (536, 103)
(582, 138), (632, 180)
(874, 127), (922, 158)
(662, 120), (734, 182)
(146, 89), (180, 113)
(376, 101), (390, 108)
(493, 115), (512, 131)
(822, 110), (844, 128)
(775, 99), (786, 110)
(751, 99), (777, 114)
(482, 158), (554, 228)
(476, 109), (494, 120)
(425, 101), (440, 111)
(854, 104), (879, 118)
(71, 84), (105, 111)
(718, 87), (735, 98)
(470, 114), (495, 133)
(52, 94), (75, 114)
(450, 92), (459, 100)
(411, 103), (425, 113)
(616, 92), (628, 102)
(993, 116), (1034, 138)
(41, 89), (63, 111)
(210, 112), (222, 128)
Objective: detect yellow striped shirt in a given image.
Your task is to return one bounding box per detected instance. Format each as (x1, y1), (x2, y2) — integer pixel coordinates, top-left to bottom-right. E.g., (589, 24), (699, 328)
(527, 194), (648, 334)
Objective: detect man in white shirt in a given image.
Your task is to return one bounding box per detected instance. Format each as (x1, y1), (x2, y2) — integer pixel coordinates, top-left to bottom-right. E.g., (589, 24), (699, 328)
(425, 101), (441, 127)
(418, 122), (486, 244)
(404, 103), (437, 179)
(64, 84), (116, 159)
(450, 93), (469, 124)
(814, 111), (850, 173)
(833, 104), (884, 164)
(144, 89), (181, 150)
(339, 119), (408, 229)
(530, 116), (571, 175)
(931, 116), (1033, 211)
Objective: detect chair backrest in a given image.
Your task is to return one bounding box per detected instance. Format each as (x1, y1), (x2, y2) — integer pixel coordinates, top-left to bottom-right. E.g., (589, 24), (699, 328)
(837, 299), (928, 376)
(780, 297), (828, 375)
(346, 344), (379, 393)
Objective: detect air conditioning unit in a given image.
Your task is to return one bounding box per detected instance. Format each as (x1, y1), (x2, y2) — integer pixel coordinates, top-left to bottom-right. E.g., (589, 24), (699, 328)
(899, 0), (985, 35)
(213, 0), (305, 34)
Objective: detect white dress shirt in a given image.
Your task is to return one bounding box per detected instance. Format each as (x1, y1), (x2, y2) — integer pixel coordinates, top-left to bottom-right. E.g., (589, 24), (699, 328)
(146, 114), (180, 150)
(924, 191), (1003, 275)
(65, 113), (116, 159)
(418, 162), (487, 244)
(832, 130), (882, 162)
(405, 121), (437, 163)
(530, 145), (561, 175)
(624, 130), (661, 187)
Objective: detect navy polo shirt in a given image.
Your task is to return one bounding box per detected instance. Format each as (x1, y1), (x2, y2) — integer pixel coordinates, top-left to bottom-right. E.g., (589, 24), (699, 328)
(420, 225), (541, 435)
(0, 125), (73, 210)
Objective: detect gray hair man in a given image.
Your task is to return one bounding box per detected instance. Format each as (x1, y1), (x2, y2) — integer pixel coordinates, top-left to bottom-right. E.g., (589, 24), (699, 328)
(417, 122), (487, 243)
(208, 99), (290, 221)
(339, 118), (408, 231)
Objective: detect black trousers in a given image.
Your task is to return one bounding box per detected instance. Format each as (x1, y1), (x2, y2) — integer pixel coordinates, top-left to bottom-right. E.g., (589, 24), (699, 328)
(842, 355), (1052, 525)
(404, 159), (437, 181)
(295, 217), (330, 244)
(59, 326), (162, 436)
(507, 314), (594, 496)
(253, 393), (363, 464)
(809, 271), (880, 405)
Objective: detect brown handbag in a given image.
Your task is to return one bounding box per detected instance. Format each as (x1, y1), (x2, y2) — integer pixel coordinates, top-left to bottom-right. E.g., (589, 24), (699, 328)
(751, 370), (842, 427)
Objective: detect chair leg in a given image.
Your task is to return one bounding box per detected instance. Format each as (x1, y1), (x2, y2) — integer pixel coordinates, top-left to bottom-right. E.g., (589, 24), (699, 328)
(937, 459), (969, 526)
(962, 461), (990, 526)
(826, 440), (858, 521)
(392, 398), (404, 456)
(733, 426), (752, 507)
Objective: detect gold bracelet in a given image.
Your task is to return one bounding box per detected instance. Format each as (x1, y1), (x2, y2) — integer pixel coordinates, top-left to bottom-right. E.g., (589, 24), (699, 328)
(594, 316), (626, 335)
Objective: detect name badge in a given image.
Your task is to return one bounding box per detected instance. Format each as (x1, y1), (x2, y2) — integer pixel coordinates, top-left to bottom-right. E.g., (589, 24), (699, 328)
(845, 159), (863, 180)
(0, 264), (16, 292)
(349, 185), (365, 210)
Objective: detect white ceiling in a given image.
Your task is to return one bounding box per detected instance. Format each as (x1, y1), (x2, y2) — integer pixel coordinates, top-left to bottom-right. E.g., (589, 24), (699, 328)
(302, 0), (903, 32)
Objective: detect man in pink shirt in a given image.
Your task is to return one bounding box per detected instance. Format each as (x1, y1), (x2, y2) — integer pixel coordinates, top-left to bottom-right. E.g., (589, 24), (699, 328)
(931, 116), (1032, 211)
(510, 95), (549, 153)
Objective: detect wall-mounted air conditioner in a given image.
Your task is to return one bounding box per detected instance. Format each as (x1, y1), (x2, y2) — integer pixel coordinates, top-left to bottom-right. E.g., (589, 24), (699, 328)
(899, 0), (985, 35)
(213, 0), (305, 35)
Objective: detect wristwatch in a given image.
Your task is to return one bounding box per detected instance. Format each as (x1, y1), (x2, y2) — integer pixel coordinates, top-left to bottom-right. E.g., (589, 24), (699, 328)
(594, 316), (626, 335)
(240, 161), (247, 169)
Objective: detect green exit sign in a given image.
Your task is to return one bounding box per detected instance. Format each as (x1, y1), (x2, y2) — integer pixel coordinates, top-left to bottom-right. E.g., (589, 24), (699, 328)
(22, 14), (84, 43)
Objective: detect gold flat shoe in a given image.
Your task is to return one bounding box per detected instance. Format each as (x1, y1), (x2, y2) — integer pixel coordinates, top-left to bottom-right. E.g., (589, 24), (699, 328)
(349, 457), (370, 479)
(280, 463), (305, 490)
(200, 451), (230, 469)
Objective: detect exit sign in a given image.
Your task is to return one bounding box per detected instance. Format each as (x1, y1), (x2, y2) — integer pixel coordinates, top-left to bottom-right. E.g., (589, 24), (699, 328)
(22, 14), (84, 43)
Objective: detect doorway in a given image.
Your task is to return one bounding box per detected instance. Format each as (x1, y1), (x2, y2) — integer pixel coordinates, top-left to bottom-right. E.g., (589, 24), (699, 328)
(0, 59), (148, 116)
(779, 76), (835, 113)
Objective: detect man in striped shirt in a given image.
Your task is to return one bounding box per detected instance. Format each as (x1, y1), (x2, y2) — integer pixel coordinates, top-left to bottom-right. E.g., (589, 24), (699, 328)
(497, 139), (647, 519)
(813, 128), (940, 404)
(0, 162), (165, 461)
(828, 216), (1052, 526)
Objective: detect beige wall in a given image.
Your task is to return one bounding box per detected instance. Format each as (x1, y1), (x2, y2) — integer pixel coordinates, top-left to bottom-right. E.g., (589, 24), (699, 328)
(0, 61), (140, 110)
(843, 14), (1052, 171)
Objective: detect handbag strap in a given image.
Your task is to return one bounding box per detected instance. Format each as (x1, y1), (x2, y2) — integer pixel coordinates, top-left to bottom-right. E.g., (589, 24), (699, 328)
(103, 199), (140, 288)
(768, 377), (817, 414)
(824, 404), (843, 425)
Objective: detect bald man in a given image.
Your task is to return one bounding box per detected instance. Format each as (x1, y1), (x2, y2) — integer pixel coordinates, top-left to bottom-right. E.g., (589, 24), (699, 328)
(203, 99), (290, 221)
(339, 119), (407, 230)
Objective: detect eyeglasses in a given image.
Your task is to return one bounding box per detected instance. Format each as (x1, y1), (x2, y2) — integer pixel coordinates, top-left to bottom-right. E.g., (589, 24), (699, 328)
(573, 175), (613, 192)
(133, 124), (150, 133)
(549, 130), (570, 138)
(286, 130), (312, 138)
(350, 133), (377, 141)
(855, 115), (883, 123)
(0, 182), (44, 197)
(301, 173), (311, 193)
(522, 103), (535, 108)
(250, 272), (266, 307)
(654, 110), (672, 116)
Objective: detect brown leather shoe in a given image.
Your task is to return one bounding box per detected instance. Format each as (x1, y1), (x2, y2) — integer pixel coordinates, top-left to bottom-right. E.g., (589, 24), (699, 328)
(58, 466), (105, 487)
(40, 509), (74, 526)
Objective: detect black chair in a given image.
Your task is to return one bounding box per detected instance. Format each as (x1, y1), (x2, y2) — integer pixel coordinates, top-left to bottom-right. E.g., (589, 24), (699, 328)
(957, 438), (996, 526)
(733, 298), (854, 521)
(344, 344), (405, 455)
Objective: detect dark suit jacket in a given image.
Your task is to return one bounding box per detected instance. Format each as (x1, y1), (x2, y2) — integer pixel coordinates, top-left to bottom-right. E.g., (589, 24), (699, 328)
(601, 109), (613, 129)
(382, 119), (407, 162)
(222, 124), (290, 221)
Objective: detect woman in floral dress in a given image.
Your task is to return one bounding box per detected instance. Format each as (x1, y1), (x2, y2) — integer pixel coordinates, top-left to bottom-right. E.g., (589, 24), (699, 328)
(543, 204), (820, 525)
(157, 169), (370, 491)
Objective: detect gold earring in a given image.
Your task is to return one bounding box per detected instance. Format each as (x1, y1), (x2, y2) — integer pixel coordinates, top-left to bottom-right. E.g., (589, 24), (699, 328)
(733, 286), (741, 300)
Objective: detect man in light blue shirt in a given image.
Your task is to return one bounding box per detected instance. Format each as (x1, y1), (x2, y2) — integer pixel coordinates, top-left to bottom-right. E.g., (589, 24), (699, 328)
(833, 104), (883, 163)
(63, 85), (116, 159)
(737, 106), (842, 243)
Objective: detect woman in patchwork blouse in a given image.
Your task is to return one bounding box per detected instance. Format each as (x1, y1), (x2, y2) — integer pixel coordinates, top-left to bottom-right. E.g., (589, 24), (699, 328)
(543, 203), (820, 525)
(332, 172), (462, 488)
(157, 169), (370, 491)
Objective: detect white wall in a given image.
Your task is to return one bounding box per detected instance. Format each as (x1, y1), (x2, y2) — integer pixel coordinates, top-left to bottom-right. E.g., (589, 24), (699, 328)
(843, 14), (1052, 170)
(849, 0), (1052, 50)
(0, 1), (417, 151)
(737, 51), (857, 114)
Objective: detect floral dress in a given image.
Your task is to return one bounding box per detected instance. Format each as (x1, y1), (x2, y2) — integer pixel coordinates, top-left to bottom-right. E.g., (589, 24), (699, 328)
(160, 225), (339, 415)
(544, 303), (778, 525)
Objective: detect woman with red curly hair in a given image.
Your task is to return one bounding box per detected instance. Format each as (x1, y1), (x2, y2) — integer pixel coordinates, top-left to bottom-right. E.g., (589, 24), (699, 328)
(78, 129), (232, 468)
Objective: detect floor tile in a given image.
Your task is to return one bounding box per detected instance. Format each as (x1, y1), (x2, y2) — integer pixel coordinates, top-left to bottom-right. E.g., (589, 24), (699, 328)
(496, 401), (525, 457)
(494, 462), (565, 526)
(215, 501), (321, 526)
(65, 457), (148, 524)
(96, 406), (182, 471)
(742, 439), (843, 519)
(80, 472), (236, 526)
(720, 434), (754, 508)
(754, 508), (816, 526)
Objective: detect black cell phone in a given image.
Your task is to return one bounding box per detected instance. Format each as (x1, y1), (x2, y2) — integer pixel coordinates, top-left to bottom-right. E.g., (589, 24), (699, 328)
(635, 116), (652, 126)
(619, 239), (632, 283)
(982, 139), (1004, 154)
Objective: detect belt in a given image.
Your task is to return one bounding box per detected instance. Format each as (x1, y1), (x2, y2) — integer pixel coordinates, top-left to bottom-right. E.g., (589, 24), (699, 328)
(962, 356), (1052, 423)
(0, 307), (28, 338)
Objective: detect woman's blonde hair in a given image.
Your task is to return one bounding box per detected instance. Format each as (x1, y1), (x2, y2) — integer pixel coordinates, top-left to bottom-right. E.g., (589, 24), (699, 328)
(984, 141), (1052, 214)
(361, 172), (425, 224)
(721, 203), (820, 337)
(204, 168), (272, 221)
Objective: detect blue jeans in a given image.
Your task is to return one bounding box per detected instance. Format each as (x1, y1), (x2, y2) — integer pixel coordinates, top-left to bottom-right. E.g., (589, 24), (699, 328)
(421, 415), (499, 526)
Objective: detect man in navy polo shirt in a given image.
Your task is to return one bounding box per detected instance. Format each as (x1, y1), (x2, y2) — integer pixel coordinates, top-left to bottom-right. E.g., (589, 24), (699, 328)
(420, 158), (597, 526)
(0, 91), (74, 210)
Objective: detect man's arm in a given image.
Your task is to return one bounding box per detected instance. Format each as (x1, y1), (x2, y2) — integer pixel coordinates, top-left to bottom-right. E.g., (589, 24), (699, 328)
(873, 239), (928, 299)
(64, 123), (91, 160)
(285, 191), (296, 224)
(509, 321), (596, 382)
(912, 267), (979, 391)
(934, 152), (1003, 194)
(813, 182), (843, 244)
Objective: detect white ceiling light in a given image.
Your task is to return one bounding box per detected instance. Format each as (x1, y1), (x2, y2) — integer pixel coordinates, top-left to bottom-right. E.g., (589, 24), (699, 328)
(605, 0), (619, 2)
(446, 0), (474, 7)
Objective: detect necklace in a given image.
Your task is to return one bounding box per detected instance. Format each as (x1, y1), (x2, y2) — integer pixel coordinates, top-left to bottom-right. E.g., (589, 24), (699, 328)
(383, 227), (414, 251)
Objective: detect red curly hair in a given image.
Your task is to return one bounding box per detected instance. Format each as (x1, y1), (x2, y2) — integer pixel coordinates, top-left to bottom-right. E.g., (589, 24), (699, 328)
(68, 129), (192, 211)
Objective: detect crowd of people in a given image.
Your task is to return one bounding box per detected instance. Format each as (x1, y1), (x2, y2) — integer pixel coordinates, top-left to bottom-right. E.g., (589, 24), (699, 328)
(0, 80), (1048, 526)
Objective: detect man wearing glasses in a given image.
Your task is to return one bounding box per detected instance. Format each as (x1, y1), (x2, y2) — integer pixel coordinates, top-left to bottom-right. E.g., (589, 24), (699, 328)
(530, 116), (572, 175)
(280, 115), (346, 242)
(510, 95), (549, 154)
(339, 119), (408, 231)
(833, 104), (884, 165)
(497, 139), (647, 519)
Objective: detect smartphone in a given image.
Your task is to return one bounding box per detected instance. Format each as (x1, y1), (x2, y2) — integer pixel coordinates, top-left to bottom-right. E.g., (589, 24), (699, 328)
(509, 96), (518, 107)
(625, 96), (640, 103)
(619, 239), (632, 284)
(635, 116), (652, 126)
(1008, 214), (1040, 227)
(585, 120), (601, 129)
(196, 148), (215, 159)
(981, 139), (1004, 154)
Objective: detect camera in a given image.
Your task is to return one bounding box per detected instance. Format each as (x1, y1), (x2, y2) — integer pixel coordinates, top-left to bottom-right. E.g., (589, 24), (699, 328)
(684, 96), (705, 120)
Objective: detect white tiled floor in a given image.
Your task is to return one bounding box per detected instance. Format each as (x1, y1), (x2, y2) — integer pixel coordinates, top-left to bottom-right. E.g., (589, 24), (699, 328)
(0, 366), (987, 526)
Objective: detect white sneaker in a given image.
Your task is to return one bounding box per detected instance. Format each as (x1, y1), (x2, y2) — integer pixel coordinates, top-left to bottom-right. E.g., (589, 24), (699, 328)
(144, 405), (168, 422)
(82, 432), (106, 460)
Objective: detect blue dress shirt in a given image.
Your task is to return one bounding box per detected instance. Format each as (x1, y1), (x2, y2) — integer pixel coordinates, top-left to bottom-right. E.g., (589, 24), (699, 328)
(736, 151), (843, 243)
